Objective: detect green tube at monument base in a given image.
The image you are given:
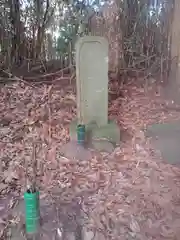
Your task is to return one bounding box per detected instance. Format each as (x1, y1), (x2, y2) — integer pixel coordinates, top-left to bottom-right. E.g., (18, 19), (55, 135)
(24, 190), (40, 234)
(77, 124), (86, 145)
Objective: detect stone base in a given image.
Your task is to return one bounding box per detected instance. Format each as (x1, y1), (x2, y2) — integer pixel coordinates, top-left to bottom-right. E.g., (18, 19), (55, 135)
(60, 141), (92, 161)
(69, 120), (120, 152)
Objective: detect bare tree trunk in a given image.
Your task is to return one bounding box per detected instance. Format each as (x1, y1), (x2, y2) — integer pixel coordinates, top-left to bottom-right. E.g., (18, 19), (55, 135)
(0, 19), (11, 68)
(9, 0), (21, 65)
(35, 0), (52, 59)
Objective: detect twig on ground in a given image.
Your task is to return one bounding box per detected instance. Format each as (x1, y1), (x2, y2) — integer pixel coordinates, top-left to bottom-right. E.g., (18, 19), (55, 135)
(40, 56), (47, 73)
(32, 142), (37, 192)
(48, 86), (53, 144)
(1, 70), (36, 88)
(70, 70), (76, 84)
(24, 66), (75, 80)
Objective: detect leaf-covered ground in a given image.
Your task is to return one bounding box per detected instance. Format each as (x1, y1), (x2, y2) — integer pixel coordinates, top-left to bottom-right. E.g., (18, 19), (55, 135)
(0, 80), (180, 239)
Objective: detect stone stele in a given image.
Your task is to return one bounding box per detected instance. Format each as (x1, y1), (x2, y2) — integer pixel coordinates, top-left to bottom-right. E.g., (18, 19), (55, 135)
(70, 36), (120, 152)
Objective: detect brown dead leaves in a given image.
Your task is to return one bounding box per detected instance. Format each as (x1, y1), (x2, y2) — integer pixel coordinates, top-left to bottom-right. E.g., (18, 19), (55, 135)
(110, 82), (180, 137)
(0, 80), (180, 239)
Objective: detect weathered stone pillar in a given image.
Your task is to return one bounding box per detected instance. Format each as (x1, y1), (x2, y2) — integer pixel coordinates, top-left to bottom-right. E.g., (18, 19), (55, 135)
(166, 0), (180, 102)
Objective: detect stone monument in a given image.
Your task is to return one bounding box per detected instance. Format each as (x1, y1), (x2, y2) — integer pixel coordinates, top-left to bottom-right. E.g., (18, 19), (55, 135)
(70, 36), (120, 152)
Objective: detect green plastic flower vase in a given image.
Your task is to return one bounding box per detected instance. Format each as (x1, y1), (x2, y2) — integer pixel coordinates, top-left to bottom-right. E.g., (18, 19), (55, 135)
(77, 124), (86, 145)
(24, 190), (40, 234)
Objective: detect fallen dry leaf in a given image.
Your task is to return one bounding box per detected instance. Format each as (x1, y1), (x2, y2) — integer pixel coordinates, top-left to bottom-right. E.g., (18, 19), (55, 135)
(3, 169), (18, 183)
(130, 217), (140, 233)
(0, 183), (7, 192)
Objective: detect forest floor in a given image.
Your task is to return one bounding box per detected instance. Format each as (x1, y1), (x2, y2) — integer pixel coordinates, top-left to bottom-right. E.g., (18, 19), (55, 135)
(0, 76), (180, 239)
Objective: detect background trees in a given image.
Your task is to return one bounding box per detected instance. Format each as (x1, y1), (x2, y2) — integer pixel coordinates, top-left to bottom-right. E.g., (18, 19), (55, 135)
(0, 0), (174, 80)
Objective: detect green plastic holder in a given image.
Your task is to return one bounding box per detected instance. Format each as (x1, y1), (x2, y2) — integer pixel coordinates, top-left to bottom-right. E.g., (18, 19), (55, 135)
(77, 124), (86, 145)
(24, 190), (40, 234)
